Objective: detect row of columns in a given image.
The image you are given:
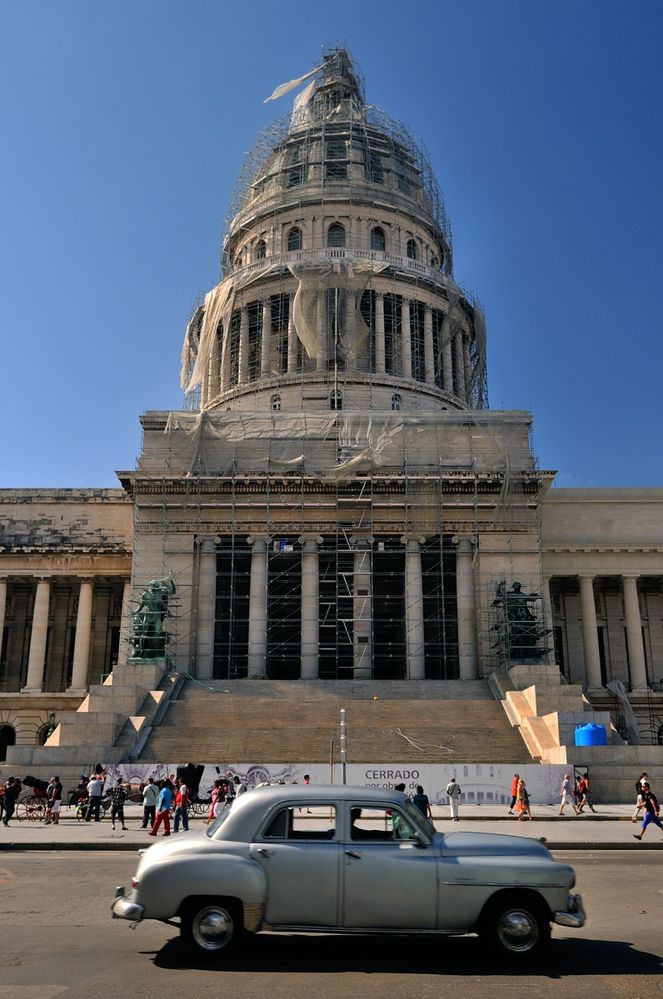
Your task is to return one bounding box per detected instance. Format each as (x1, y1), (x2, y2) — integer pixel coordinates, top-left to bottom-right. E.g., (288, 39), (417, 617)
(570, 573), (649, 690)
(214, 292), (470, 400)
(0, 576), (131, 694)
(194, 535), (478, 681)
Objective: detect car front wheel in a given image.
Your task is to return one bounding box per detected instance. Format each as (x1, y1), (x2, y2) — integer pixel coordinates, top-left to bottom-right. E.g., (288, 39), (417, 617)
(479, 893), (550, 961)
(180, 898), (243, 958)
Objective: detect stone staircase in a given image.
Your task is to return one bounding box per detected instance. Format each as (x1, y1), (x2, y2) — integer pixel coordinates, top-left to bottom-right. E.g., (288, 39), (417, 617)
(490, 663), (663, 800)
(140, 678), (528, 763)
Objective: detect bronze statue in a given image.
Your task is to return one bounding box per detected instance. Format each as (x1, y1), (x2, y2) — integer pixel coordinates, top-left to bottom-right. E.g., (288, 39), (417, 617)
(495, 580), (545, 661)
(129, 575), (176, 660)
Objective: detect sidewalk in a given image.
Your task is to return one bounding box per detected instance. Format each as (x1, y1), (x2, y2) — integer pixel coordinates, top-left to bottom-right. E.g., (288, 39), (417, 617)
(1, 801), (661, 851)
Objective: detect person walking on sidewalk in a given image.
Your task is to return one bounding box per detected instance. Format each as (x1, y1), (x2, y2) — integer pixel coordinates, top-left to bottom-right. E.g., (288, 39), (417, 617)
(85, 774), (105, 822)
(446, 777), (462, 821)
(2, 777), (21, 827)
(141, 776), (159, 829)
(149, 780), (173, 836)
(45, 775), (63, 825)
(559, 774), (580, 816)
(576, 772), (596, 813)
(632, 772), (649, 822)
(412, 785), (433, 821)
(173, 778), (190, 833)
(507, 773), (520, 815)
(633, 783), (663, 841)
(109, 778), (128, 830)
(515, 778), (532, 820)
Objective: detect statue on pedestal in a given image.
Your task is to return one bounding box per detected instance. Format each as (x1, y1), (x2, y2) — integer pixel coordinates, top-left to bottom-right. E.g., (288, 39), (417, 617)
(494, 580), (545, 662)
(129, 575), (176, 661)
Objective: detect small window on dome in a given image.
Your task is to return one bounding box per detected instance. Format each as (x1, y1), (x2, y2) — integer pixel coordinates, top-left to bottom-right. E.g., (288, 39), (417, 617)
(430, 255), (438, 269)
(406, 239), (417, 260)
(236, 255), (243, 268)
(287, 227), (302, 251)
(330, 390), (343, 411)
(327, 223), (346, 248)
(370, 227), (386, 252)
(255, 240), (267, 260)
(391, 393), (402, 412)
(271, 393), (282, 412)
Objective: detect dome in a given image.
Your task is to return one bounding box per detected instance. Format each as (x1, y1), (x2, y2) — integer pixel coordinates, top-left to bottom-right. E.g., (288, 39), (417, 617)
(182, 49), (487, 415)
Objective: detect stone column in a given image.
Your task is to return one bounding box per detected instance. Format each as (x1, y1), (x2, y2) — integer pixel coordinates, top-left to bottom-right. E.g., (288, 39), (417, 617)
(287, 305), (298, 374)
(542, 575), (556, 665)
(454, 333), (466, 401)
(424, 304), (434, 385)
(207, 327), (221, 402)
(463, 333), (472, 402)
(374, 292), (385, 373)
(353, 539), (372, 679)
(455, 538), (477, 679)
(0, 578), (7, 655)
(196, 538), (218, 680)
(442, 324), (454, 394)
(260, 299), (272, 377)
(247, 536), (268, 678)
(401, 298), (412, 379)
(579, 575), (603, 688)
(300, 535), (321, 679)
(623, 575), (648, 690)
(118, 578), (132, 663)
(23, 577), (51, 692)
(238, 305), (249, 383)
(344, 289), (356, 362)
(316, 289), (327, 371)
(68, 578), (94, 692)
(402, 536), (425, 680)
(220, 319), (232, 392)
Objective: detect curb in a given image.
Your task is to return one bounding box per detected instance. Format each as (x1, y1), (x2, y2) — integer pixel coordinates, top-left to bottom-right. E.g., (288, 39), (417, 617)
(0, 839), (661, 852)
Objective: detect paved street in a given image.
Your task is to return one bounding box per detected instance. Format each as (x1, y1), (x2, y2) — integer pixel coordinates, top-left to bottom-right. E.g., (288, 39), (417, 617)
(0, 851), (660, 998)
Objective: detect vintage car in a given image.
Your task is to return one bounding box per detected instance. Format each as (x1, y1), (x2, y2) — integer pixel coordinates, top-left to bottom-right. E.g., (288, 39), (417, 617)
(112, 785), (585, 961)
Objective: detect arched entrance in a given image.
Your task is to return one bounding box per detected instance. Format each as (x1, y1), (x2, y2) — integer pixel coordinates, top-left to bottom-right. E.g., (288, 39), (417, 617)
(0, 724), (16, 762)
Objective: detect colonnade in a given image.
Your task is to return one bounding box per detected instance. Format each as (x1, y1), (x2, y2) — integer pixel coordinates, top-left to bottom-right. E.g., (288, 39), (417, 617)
(194, 535), (479, 681)
(211, 290), (470, 401)
(0, 575), (131, 694)
(544, 573), (652, 691)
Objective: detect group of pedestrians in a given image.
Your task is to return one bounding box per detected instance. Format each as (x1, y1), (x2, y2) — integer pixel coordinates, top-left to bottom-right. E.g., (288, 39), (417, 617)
(508, 774), (532, 820)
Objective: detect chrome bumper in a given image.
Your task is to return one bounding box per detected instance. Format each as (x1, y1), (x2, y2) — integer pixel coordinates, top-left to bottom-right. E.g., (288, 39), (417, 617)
(553, 892), (585, 928)
(111, 886), (144, 922)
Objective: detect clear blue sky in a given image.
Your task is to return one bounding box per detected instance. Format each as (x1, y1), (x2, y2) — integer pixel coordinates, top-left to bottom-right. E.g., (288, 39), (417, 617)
(1, 1), (662, 488)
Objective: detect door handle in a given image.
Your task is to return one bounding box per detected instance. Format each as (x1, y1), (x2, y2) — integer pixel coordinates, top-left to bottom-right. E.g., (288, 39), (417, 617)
(345, 850), (362, 860)
(258, 848), (274, 858)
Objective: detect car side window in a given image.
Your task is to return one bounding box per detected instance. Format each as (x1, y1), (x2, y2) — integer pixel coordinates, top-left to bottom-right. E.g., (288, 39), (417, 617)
(262, 805), (336, 840)
(350, 806), (416, 841)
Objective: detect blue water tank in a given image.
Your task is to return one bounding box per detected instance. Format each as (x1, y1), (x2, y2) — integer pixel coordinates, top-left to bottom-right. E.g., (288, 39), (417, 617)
(574, 723), (608, 746)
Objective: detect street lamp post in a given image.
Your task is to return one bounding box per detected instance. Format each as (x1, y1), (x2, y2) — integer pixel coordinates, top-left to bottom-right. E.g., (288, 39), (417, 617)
(339, 708), (347, 785)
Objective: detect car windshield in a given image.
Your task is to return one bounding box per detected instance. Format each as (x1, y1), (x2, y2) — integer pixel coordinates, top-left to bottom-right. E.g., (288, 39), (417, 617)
(206, 805), (234, 838)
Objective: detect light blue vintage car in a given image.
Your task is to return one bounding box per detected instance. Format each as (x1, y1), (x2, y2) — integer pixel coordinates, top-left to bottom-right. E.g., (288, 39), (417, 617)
(112, 784), (584, 961)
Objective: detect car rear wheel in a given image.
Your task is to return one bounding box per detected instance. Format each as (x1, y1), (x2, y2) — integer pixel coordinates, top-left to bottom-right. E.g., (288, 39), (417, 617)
(480, 893), (550, 961)
(180, 898), (243, 958)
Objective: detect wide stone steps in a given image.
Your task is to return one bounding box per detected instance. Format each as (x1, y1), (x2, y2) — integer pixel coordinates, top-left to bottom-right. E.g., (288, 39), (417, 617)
(140, 683), (529, 763)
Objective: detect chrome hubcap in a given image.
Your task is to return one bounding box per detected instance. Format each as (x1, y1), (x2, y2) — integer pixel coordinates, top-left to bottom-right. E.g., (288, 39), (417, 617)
(192, 906), (234, 951)
(496, 909), (538, 952)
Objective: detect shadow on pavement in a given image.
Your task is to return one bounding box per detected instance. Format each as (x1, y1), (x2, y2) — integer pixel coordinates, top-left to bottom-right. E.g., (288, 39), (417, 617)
(151, 932), (662, 976)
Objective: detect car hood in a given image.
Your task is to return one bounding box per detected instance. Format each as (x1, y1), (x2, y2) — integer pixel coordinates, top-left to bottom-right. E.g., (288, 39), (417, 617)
(438, 831), (552, 859)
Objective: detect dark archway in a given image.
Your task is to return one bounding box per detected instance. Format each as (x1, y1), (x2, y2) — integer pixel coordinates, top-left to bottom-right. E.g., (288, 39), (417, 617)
(0, 724), (16, 762)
